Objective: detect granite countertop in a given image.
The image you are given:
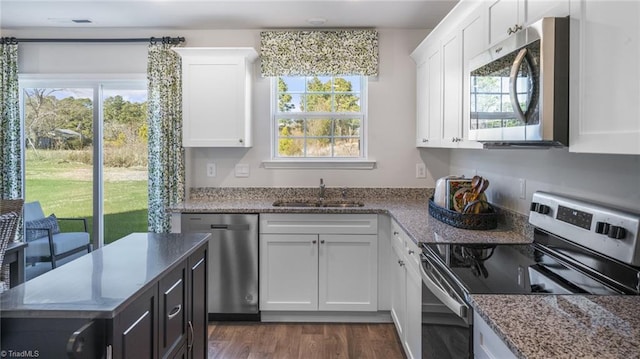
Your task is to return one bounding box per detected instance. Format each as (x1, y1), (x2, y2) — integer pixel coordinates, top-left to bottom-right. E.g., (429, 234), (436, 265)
(470, 294), (640, 358)
(174, 187), (532, 245)
(0, 232), (210, 319)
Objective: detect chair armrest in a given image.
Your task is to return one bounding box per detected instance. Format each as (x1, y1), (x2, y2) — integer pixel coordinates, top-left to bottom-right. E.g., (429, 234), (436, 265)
(56, 218), (88, 232)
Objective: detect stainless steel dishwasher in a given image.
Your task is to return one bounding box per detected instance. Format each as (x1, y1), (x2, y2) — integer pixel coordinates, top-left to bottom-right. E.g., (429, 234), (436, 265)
(182, 213), (259, 321)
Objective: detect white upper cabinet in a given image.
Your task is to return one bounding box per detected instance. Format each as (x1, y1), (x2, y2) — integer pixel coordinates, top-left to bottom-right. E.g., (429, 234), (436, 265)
(461, 11), (488, 144)
(487, 0), (568, 46)
(525, 0), (570, 25)
(412, 41), (442, 147)
(488, 0), (524, 46)
(174, 47), (257, 147)
(441, 30), (462, 147)
(569, 0), (640, 155)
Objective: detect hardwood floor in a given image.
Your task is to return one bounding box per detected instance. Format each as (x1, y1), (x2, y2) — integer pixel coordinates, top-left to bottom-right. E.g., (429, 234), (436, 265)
(207, 322), (406, 359)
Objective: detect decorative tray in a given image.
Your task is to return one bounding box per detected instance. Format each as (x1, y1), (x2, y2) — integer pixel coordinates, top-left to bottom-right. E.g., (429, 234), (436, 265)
(428, 197), (498, 230)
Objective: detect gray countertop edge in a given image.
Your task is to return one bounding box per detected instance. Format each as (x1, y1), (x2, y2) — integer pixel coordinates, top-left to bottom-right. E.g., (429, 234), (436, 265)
(0, 233), (211, 319)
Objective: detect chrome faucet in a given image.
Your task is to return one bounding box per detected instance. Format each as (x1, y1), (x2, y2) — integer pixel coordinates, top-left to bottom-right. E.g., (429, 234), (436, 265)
(319, 178), (326, 200)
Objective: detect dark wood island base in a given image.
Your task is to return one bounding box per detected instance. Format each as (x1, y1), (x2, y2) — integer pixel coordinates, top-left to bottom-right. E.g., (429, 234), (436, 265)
(0, 232), (209, 359)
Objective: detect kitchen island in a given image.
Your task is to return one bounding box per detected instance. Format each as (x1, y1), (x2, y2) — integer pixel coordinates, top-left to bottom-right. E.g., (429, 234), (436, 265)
(0, 232), (210, 358)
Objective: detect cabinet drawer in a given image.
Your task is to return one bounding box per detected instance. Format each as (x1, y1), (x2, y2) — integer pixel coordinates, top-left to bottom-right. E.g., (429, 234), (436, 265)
(260, 214), (378, 235)
(159, 264), (187, 357)
(391, 220), (421, 273)
(390, 220), (406, 250)
(404, 239), (421, 274)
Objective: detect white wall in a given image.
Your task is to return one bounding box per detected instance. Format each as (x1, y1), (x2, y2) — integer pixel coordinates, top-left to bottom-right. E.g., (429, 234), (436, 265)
(6, 27), (447, 189)
(446, 148), (640, 215)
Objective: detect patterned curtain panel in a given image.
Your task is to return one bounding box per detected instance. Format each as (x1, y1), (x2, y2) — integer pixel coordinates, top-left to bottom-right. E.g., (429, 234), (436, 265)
(260, 29), (378, 77)
(0, 39), (22, 200)
(147, 43), (184, 233)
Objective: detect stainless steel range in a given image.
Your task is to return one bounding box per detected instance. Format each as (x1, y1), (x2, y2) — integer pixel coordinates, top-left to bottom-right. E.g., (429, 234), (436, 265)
(419, 191), (640, 358)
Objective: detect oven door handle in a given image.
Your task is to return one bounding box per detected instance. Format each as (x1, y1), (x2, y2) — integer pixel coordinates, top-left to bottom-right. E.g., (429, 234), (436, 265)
(420, 253), (469, 320)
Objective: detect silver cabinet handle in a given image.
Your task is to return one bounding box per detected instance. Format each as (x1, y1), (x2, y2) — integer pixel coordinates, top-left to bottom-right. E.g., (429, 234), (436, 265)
(408, 250), (414, 255)
(422, 138), (428, 143)
(188, 321), (194, 351)
(320, 239), (325, 244)
(239, 138), (243, 143)
(312, 240), (317, 244)
(393, 231), (399, 236)
(398, 260), (405, 267)
(495, 46), (503, 53)
(168, 304), (182, 319)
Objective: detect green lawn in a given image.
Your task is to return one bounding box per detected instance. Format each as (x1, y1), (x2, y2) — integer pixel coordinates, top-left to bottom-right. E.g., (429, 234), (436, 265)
(26, 149), (148, 245)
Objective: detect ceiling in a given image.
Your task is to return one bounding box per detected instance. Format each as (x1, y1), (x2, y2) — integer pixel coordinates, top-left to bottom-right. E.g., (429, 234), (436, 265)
(0, 0), (459, 30)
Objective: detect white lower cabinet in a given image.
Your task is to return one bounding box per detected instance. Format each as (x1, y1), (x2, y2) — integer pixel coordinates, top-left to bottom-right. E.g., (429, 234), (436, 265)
(405, 262), (422, 359)
(473, 312), (516, 359)
(259, 214), (378, 312)
(260, 234), (318, 310)
(390, 244), (407, 338)
(390, 220), (422, 359)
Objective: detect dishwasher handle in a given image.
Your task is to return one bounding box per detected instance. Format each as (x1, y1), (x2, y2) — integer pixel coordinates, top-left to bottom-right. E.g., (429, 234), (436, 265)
(210, 224), (251, 231)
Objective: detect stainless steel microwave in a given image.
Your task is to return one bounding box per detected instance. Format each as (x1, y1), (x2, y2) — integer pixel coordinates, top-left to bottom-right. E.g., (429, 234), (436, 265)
(468, 17), (569, 148)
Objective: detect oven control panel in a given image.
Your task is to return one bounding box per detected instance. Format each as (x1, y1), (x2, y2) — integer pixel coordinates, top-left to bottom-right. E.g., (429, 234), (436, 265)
(529, 191), (640, 266)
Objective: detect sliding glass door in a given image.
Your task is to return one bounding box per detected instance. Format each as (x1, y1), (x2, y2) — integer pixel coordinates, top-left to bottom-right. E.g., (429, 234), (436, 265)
(21, 77), (148, 247)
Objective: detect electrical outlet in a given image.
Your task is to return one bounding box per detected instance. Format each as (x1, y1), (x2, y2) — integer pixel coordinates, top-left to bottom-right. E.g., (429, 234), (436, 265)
(416, 163), (426, 178)
(519, 178), (526, 199)
(206, 163), (216, 177)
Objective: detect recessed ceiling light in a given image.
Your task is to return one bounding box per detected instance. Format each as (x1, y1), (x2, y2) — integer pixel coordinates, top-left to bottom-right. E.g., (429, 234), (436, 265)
(72, 19), (93, 24)
(306, 18), (327, 26)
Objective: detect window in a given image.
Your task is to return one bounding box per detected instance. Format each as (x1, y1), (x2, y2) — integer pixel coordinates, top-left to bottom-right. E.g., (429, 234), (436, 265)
(273, 75), (366, 159)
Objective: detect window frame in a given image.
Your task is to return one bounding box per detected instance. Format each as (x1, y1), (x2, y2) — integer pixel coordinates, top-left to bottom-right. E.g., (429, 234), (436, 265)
(269, 75), (369, 162)
(18, 73), (147, 248)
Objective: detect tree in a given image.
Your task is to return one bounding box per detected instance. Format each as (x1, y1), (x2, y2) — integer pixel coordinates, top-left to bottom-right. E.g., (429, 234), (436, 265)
(277, 78), (295, 112)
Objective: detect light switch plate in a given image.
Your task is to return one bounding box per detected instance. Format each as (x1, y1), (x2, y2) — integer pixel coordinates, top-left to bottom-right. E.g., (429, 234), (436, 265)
(235, 164), (250, 178)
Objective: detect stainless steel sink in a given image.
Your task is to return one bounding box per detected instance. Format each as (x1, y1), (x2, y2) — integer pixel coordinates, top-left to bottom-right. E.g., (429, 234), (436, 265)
(272, 199), (364, 208)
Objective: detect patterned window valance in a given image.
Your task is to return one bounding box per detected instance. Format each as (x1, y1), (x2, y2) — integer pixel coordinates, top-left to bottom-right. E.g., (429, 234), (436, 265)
(260, 29), (378, 77)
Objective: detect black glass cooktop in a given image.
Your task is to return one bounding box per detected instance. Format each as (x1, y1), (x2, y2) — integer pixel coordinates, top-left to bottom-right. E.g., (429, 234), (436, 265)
(422, 229), (640, 296)
(423, 242), (539, 295)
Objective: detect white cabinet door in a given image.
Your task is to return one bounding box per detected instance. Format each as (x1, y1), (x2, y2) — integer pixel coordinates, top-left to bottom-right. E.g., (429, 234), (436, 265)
(413, 41), (442, 147)
(488, 0), (523, 45)
(441, 30), (463, 147)
(415, 59), (430, 147)
(174, 48), (257, 147)
(461, 11), (488, 146)
(259, 234), (318, 311)
(404, 263), (422, 359)
(318, 234), (378, 311)
(473, 312), (517, 359)
(390, 244), (407, 340)
(426, 45), (443, 147)
(569, 0), (640, 155)
(525, 0), (569, 25)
